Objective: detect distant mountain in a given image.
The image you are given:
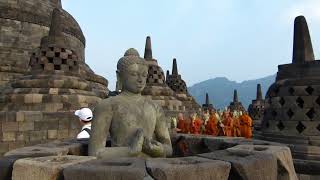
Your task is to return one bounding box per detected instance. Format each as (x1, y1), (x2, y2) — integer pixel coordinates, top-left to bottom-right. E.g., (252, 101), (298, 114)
(188, 74), (276, 110)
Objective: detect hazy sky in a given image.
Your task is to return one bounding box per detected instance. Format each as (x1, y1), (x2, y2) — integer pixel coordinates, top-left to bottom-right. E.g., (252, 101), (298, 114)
(62, 0), (320, 90)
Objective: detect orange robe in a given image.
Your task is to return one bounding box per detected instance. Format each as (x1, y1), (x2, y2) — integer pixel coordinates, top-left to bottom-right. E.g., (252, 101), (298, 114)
(205, 115), (218, 136)
(190, 118), (202, 134)
(177, 119), (189, 134)
(223, 113), (234, 137)
(240, 114), (253, 138)
(233, 117), (241, 137)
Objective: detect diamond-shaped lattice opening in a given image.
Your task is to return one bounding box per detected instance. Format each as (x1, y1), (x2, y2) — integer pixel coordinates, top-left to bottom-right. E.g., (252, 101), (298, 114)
(277, 121), (285, 131)
(306, 108), (316, 120)
(288, 87), (295, 95)
(287, 109), (294, 119)
(274, 87), (280, 95)
(54, 65), (61, 70)
(317, 124), (320, 132)
(268, 98), (272, 104)
(264, 121), (270, 128)
(62, 59), (67, 64)
(279, 97), (285, 106)
(296, 97), (304, 108)
(272, 110), (277, 118)
(305, 86), (314, 95)
(48, 57), (53, 63)
(296, 121), (306, 133)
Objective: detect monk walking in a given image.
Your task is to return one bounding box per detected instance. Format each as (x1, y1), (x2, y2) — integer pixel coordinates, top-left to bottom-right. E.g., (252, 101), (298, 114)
(177, 113), (189, 134)
(239, 111), (253, 138)
(205, 112), (218, 136)
(190, 113), (202, 134)
(222, 109), (234, 137)
(232, 111), (241, 137)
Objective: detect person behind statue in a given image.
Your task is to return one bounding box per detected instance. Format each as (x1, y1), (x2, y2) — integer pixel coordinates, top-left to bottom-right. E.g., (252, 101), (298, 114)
(74, 108), (93, 139)
(222, 108), (234, 137)
(189, 112), (202, 134)
(239, 111), (253, 138)
(88, 48), (172, 159)
(216, 110), (225, 136)
(204, 108), (218, 136)
(232, 110), (241, 137)
(177, 113), (189, 134)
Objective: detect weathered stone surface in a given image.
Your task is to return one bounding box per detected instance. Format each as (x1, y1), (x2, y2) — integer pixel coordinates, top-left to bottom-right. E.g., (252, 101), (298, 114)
(63, 158), (150, 180)
(248, 84), (265, 131)
(171, 134), (210, 157)
(166, 58), (200, 113)
(171, 134), (281, 157)
(228, 145), (298, 180)
(259, 16), (320, 178)
(0, 3), (108, 156)
(228, 90), (246, 112)
(294, 159), (320, 175)
(4, 145), (68, 157)
(146, 156), (231, 180)
(12, 155), (96, 180)
(198, 149), (277, 180)
(38, 139), (89, 156)
(141, 36), (184, 116)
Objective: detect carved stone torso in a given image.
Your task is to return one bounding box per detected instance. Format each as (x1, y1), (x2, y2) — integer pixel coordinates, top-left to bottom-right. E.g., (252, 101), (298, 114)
(108, 94), (158, 147)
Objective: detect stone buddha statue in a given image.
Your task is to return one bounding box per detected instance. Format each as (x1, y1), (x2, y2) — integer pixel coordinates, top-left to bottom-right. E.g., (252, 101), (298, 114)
(88, 48), (172, 158)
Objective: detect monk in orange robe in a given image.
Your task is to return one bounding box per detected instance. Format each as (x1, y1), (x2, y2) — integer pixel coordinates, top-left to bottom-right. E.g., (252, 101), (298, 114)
(205, 112), (218, 136)
(232, 111), (241, 137)
(239, 112), (253, 138)
(177, 113), (189, 134)
(189, 113), (202, 134)
(222, 111), (234, 137)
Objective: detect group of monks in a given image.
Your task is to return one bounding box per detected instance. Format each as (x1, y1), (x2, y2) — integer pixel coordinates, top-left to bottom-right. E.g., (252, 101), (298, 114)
(175, 108), (253, 139)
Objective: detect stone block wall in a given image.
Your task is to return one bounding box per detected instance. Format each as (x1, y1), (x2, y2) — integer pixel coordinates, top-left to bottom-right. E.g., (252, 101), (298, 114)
(0, 111), (80, 156)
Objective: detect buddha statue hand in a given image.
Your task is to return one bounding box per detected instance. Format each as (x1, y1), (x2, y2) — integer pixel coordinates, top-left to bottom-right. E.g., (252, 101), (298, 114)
(142, 137), (165, 157)
(129, 128), (144, 156)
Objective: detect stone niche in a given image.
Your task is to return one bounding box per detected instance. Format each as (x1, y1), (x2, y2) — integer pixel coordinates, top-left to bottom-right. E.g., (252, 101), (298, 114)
(0, 134), (298, 180)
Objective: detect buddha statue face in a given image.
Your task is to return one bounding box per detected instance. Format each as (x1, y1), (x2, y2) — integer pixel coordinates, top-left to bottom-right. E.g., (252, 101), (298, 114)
(120, 63), (148, 94)
(116, 48), (148, 94)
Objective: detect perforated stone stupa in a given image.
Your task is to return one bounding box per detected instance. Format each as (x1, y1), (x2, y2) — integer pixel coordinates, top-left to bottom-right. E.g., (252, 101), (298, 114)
(166, 58), (200, 113)
(141, 36), (184, 116)
(228, 90), (246, 112)
(259, 16), (320, 178)
(0, 8), (108, 156)
(0, 0), (85, 88)
(248, 84), (265, 130)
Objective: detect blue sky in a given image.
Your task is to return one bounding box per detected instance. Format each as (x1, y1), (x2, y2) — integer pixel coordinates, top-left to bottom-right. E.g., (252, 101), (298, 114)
(62, 0), (320, 90)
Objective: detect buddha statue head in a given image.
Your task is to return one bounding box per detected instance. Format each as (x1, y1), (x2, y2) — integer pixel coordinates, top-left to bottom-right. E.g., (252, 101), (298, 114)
(116, 48), (148, 94)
